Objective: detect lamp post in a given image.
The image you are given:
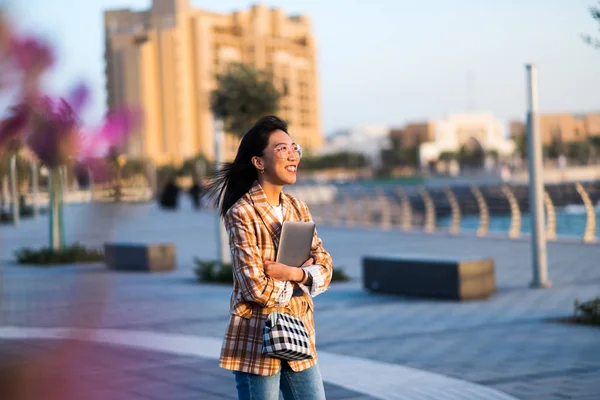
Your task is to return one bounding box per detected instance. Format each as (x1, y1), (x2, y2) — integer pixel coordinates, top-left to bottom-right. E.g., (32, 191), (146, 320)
(31, 159), (39, 218)
(10, 154), (19, 225)
(214, 118), (230, 264)
(525, 64), (551, 288)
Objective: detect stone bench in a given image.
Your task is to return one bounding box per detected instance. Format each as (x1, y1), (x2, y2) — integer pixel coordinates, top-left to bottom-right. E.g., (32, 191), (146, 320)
(104, 243), (176, 272)
(362, 254), (495, 301)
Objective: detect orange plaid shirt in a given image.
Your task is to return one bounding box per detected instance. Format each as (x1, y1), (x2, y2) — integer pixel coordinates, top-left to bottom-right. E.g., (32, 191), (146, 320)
(219, 181), (333, 376)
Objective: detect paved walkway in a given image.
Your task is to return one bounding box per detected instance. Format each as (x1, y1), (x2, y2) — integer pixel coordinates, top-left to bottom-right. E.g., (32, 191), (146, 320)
(0, 202), (599, 399)
(0, 336), (372, 400)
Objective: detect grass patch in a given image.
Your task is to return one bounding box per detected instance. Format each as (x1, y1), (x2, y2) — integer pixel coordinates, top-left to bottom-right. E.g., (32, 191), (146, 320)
(193, 258), (351, 284)
(572, 297), (600, 326)
(15, 243), (104, 265)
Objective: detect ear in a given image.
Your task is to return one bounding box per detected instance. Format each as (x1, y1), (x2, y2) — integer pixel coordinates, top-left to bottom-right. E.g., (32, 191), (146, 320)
(251, 156), (264, 170)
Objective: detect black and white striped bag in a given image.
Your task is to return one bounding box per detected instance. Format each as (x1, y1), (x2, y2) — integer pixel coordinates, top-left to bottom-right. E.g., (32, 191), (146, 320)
(262, 310), (313, 361)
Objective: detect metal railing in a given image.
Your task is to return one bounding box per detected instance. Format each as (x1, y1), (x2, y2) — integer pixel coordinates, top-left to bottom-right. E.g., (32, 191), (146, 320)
(286, 182), (599, 244)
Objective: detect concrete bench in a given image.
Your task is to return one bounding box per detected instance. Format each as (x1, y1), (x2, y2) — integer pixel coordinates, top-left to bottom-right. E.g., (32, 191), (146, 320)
(362, 254), (495, 301)
(104, 243), (176, 272)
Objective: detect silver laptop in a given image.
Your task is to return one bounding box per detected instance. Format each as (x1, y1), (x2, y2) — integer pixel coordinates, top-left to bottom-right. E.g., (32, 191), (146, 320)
(276, 221), (315, 267)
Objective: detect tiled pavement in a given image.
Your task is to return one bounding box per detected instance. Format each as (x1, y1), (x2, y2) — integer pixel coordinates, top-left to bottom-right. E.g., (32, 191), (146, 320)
(1, 202), (599, 399)
(0, 339), (372, 400)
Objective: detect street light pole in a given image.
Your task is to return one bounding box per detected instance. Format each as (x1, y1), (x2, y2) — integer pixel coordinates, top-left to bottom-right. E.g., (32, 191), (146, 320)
(10, 154), (19, 226)
(214, 118), (231, 264)
(31, 160), (39, 218)
(526, 64), (551, 288)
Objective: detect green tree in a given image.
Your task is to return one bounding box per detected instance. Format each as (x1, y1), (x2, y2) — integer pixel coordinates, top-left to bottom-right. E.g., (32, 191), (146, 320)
(546, 136), (565, 159)
(122, 158), (147, 179)
(211, 63), (281, 137)
(379, 136), (420, 172)
(567, 141), (591, 164)
(301, 152), (369, 171)
(513, 133), (527, 160)
(582, 2), (600, 48)
(458, 139), (485, 167)
(179, 154), (211, 178)
(588, 136), (600, 161)
(438, 151), (457, 162)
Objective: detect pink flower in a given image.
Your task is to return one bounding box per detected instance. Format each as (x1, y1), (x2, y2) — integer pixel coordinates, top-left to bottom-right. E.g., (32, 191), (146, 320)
(26, 96), (81, 168)
(10, 36), (54, 78)
(68, 82), (90, 114)
(79, 107), (142, 160)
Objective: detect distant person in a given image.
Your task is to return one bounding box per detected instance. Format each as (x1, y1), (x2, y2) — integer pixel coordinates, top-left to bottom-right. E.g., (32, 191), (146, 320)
(159, 177), (180, 210)
(207, 116), (332, 400)
(188, 178), (204, 209)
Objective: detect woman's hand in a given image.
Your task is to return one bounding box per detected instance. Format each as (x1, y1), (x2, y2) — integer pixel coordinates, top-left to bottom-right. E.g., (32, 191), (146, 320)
(264, 261), (304, 282)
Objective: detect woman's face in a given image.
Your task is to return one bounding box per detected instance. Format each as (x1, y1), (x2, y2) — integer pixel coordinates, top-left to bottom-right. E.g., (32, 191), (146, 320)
(255, 129), (301, 186)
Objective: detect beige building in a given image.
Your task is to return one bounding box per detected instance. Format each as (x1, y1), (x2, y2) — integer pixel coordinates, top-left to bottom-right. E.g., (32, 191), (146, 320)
(539, 113), (600, 145)
(390, 122), (436, 148)
(104, 0), (322, 166)
(417, 113), (515, 166)
(510, 113), (600, 145)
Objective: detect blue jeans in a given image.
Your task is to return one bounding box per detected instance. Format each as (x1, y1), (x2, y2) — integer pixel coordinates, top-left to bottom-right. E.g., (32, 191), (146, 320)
(233, 363), (326, 400)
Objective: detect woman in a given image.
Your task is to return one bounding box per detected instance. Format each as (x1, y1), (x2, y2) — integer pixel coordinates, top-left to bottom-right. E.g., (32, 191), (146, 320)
(208, 116), (333, 400)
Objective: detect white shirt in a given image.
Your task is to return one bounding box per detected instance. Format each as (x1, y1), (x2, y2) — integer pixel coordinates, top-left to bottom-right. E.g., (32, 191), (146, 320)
(272, 204), (283, 223)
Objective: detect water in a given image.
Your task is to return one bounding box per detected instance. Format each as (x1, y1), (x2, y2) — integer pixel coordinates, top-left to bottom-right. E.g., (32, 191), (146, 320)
(438, 205), (600, 239)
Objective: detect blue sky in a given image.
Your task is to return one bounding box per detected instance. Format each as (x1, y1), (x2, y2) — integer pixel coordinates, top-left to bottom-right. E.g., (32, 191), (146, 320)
(5, 0), (600, 134)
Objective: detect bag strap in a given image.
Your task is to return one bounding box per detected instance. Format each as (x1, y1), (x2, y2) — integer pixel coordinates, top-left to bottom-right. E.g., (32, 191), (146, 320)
(275, 303), (295, 317)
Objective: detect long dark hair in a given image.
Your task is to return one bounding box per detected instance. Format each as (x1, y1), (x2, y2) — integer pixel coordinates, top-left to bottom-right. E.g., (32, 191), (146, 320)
(206, 115), (288, 217)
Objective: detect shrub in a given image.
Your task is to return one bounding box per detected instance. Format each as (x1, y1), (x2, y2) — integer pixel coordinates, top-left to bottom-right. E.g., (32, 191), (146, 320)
(194, 258), (234, 284)
(15, 243), (104, 265)
(193, 258), (351, 284)
(332, 267), (351, 282)
(574, 297), (600, 326)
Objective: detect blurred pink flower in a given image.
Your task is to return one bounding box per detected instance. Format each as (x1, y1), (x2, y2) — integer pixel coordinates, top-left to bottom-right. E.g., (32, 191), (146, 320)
(68, 82), (90, 114)
(26, 96), (81, 168)
(10, 35), (54, 79)
(79, 107), (142, 160)
(0, 103), (29, 151)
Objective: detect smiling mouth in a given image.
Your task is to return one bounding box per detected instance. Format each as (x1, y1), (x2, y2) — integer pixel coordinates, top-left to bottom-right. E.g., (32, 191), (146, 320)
(285, 166), (297, 172)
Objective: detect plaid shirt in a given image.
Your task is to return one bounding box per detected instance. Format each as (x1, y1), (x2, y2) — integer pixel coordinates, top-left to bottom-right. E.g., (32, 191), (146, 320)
(219, 181), (333, 376)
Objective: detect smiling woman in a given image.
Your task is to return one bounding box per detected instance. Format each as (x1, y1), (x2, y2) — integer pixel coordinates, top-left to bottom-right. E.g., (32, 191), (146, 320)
(206, 115), (333, 400)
